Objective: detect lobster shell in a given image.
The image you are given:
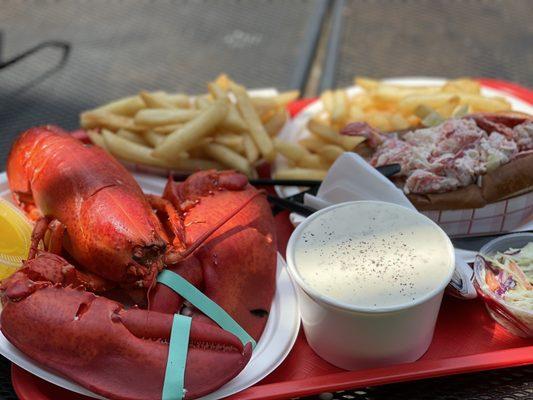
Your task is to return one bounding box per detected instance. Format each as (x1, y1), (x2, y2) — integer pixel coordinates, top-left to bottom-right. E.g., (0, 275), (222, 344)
(2, 127), (277, 399)
(7, 126), (167, 285)
(150, 170), (277, 341)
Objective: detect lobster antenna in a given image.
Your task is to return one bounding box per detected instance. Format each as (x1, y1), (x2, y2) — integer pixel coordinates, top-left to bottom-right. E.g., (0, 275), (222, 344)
(145, 259), (163, 312)
(180, 191), (263, 259)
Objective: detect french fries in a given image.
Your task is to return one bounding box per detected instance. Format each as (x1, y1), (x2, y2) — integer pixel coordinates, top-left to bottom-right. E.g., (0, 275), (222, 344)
(317, 144), (344, 163)
(346, 77), (510, 130)
(298, 136), (329, 153)
(81, 110), (142, 132)
(398, 93), (461, 113)
(243, 134), (260, 163)
(274, 77), (512, 181)
(86, 129), (107, 150)
(274, 91), (300, 107)
(264, 108), (288, 137)
(331, 90), (348, 123)
(165, 93), (191, 108)
(153, 124), (184, 134)
(458, 94), (511, 112)
(116, 129), (147, 144)
(101, 129), (168, 168)
(298, 154), (327, 169)
(250, 91), (300, 112)
(208, 82), (248, 132)
(272, 116), (362, 178)
(204, 143), (254, 177)
(442, 79), (481, 94)
(273, 168), (328, 181)
(89, 96), (145, 116)
(134, 109), (200, 126)
(142, 130), (166, 147)
(308, 118), (365, 150)
(81, 75), (295, 176)
(153, 98), (229, 160)
(273, 138), (312, 164)
(321, 91), (334, 115)
(214, 132), (244, 153)
(139, 91), (175, 109)
(82, 75), (510, 183)
(230, 81), (275, 161)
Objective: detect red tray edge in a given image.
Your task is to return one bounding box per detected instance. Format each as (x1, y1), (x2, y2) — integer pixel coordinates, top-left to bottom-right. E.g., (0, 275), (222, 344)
(232, 346), (533, 399)
(476, 78), (533, 103)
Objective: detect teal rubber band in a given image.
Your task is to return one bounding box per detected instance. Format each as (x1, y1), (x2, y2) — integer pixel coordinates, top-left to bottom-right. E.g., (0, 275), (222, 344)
(162, 314), (191, 400)
(157, 270), (256, 349)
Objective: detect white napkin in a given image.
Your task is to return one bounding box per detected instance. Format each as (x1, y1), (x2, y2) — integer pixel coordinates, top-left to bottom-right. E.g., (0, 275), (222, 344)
(290, 153), (477, 299)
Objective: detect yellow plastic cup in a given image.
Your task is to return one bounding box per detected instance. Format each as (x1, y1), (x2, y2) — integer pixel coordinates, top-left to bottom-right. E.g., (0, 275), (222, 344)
(0, 198), (33, 280)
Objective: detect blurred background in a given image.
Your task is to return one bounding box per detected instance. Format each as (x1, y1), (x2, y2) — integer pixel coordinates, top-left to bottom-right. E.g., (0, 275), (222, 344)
(1, 0), (532, 167)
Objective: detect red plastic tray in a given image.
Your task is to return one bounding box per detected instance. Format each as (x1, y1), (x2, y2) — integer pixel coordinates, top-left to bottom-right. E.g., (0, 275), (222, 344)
(11, 80), (533, 400)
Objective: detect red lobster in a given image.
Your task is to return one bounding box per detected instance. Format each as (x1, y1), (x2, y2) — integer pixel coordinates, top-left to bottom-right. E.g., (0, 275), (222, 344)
(1, 126), (277, 399)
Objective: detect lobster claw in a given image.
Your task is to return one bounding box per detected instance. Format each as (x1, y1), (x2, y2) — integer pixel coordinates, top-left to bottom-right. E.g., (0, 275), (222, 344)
(1, 285), (251, 400)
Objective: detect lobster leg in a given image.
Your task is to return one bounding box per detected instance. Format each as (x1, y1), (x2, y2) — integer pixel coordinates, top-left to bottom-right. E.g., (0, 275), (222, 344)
(28, 217), (65, 259)
(47, 219), (65, 255)
(28, 216), (51, 259)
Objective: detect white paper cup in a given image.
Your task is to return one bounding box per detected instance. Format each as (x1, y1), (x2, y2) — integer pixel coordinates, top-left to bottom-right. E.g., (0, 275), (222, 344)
(286, 201), (455, 370)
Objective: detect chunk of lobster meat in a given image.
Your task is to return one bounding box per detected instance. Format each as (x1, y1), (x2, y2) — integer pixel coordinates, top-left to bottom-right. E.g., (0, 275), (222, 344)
(1, 284), (251, 400)
(341, 121), (384, 148)
(470, 112), (528, 129)
(470, 114), (515, 139)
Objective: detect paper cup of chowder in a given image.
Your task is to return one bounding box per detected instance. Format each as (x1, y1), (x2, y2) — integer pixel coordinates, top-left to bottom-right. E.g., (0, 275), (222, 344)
(286, 201), (455, 370)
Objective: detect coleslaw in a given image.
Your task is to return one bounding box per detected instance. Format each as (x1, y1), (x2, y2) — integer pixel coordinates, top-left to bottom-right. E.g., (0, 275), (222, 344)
(477, 242), (532, 311)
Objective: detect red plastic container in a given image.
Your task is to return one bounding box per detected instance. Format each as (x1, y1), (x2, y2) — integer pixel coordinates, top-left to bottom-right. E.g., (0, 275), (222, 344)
(11, 80), (533, 400)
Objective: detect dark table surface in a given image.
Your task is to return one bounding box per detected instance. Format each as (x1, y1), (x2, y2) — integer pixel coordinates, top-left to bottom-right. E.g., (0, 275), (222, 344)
(319, 0), (533, 90)
(0, 0), (531, 399)
(0, 0), (326, 167)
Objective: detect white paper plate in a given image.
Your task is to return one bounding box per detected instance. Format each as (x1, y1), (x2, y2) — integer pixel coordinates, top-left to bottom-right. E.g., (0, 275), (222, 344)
(0, 172), (300, 400)
(274, 77), (533, 198)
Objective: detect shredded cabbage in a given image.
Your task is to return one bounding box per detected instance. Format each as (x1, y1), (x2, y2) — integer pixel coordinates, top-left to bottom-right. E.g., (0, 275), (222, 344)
(482, 242), (533, 311)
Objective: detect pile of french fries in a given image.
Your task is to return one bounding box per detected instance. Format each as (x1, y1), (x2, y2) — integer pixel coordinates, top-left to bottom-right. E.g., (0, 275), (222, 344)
(83, 75), (514, 183)
(273, 77), (513, 181)
(272, 119), (365, 180)
(318, 77), (512, 132)
(81, 75), (299, 177)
